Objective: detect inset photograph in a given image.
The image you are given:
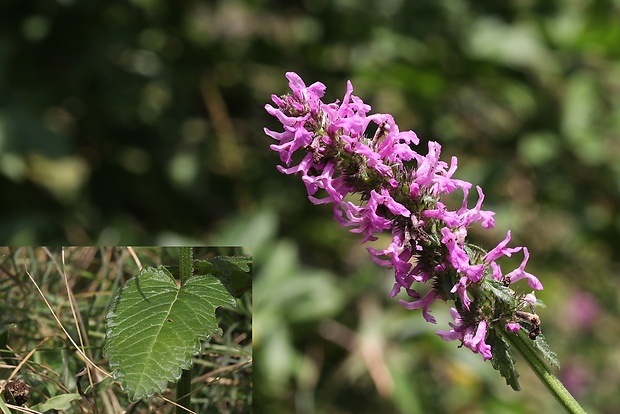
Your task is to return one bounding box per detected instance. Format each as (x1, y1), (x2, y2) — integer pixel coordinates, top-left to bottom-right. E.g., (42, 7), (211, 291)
(0, 246), (252, 413)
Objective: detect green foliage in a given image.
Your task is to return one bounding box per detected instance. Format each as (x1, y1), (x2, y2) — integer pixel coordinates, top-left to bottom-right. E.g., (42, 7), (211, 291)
(0, 397), (10, 414)
(30, 393), (82, 412)
(531, 334), (560, 369)
(485, 279), (517, 308)
(195, 256), (253, 297)
(488, 328), (521, 391)
(103, 266), (237, 401)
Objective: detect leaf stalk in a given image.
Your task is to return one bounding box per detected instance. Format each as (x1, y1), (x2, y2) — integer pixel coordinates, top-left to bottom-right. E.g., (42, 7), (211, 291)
(179, 247), (193, 284)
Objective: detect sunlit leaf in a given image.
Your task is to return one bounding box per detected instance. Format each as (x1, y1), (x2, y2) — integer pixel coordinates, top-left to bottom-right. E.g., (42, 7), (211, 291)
(103, 266), (236, 400)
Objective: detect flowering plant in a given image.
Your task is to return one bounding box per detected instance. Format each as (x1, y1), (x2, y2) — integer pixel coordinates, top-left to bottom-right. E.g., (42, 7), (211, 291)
(265, 72), (586, 413)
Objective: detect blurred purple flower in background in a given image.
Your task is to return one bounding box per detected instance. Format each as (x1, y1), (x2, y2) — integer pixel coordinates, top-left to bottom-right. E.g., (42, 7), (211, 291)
(563, 292), (599, 331)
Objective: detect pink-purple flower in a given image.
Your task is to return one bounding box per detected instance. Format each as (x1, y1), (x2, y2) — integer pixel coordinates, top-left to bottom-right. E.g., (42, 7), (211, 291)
(265, 72), (544, 361)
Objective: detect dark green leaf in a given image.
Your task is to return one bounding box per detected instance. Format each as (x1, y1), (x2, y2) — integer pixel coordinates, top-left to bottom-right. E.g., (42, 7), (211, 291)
(485, 279), (516, 307)
(487, 328), (521, 391)
(103, 266), (236, 400)
(195, 256), (252, 297)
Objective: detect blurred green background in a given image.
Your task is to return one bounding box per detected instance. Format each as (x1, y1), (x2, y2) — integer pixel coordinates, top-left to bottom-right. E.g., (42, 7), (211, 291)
(1, 0), (619, 413)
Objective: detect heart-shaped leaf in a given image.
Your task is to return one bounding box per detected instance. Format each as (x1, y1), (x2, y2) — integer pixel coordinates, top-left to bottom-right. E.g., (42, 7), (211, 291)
(103, 266), (236, 400)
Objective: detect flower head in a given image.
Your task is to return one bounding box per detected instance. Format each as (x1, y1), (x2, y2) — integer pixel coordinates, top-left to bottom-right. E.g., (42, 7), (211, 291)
(265, 72), (544, 361)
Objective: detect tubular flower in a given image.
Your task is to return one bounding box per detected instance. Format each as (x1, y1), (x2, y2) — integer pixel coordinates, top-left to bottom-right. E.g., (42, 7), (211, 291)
(265, 72), (544, 360)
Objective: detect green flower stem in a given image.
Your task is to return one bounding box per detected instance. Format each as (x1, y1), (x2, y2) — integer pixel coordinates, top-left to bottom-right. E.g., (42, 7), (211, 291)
(501, 330), (587, 414)
(177, 247), (194, 413)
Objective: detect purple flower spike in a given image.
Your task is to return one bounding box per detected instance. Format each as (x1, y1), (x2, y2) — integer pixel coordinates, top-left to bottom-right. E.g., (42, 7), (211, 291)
(265, 72), (546, 362)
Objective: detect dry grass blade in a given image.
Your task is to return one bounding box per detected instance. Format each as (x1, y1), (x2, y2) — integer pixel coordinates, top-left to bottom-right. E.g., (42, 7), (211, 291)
(22, 261), (111, 380)
(4, 336), (54, 384)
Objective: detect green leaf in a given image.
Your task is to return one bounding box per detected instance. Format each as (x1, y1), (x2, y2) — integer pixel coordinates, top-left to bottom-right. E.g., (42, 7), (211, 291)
(485, 279), (516, 308)
(195, 256), (252, 297)
(487, 328), (521, 391)
(531, 333), (560, 369)
(103, 266), (236, 401)
(30, 393), (82, 412)
(0, 395), (11, 414)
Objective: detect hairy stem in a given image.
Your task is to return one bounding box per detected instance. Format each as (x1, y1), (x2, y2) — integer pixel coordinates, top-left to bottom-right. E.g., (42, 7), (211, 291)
(501, 330), (587, 414)
(179, 247), (193, 284)
(176, 247), (194, 413)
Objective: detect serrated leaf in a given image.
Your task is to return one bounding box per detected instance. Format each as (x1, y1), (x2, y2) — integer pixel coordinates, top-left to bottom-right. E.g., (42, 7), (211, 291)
(195, 256), (252, 297)
(487, 328), (521, 391)
(531, 333), (560, 368)
(103, 266), (236, 401)
(485, 279), (516, 307)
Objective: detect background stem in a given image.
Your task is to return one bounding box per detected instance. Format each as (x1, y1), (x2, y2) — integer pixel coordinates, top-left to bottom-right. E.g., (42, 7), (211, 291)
(176, 368), (192, 414)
